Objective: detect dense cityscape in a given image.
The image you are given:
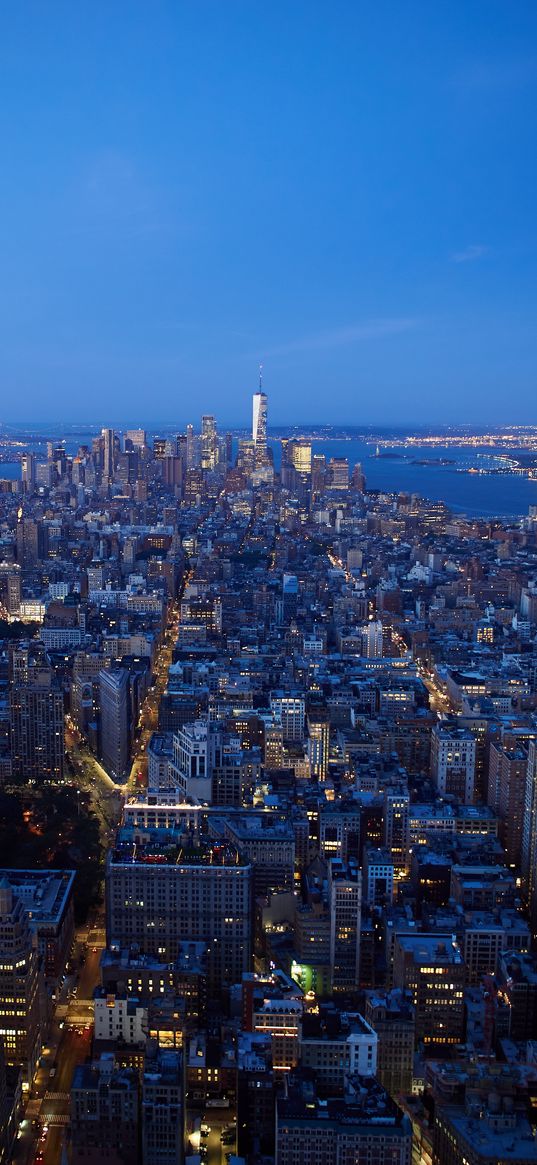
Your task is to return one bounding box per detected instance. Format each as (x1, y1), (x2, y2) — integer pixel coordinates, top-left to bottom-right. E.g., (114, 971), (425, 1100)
(0, 387), (535, 1164)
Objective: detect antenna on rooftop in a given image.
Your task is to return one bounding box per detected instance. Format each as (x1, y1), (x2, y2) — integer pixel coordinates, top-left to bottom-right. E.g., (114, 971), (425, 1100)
(259, 363), (263, 391)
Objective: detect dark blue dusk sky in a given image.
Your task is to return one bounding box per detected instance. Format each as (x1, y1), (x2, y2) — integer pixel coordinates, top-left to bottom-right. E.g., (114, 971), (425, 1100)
(1, 2), (536, 427)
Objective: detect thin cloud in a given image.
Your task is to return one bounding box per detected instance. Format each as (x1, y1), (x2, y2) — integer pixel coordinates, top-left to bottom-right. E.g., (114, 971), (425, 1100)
(261, 317), (419, 358)
(451, 244), (489, 264)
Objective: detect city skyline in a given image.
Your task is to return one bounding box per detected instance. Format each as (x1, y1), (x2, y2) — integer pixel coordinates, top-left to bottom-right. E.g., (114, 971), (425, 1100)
(2, 6), (537, 1162)
(2, 404), (537, 1163)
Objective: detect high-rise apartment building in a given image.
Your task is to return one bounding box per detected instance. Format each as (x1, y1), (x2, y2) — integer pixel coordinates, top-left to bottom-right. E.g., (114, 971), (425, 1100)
(263, 719), (285, 768)
(213, 813), (295, 897)
(10, 670), (64, 782)
(488, 743), (528, 868)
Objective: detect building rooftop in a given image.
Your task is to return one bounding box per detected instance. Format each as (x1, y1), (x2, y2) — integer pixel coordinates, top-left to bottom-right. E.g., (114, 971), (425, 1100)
(0, 868), (75, 927)
(110, 829), (249, 868)
(396, 934), (464, 965)
(278, 1072), (411, 1132)
(439, 1103), (537, 1162)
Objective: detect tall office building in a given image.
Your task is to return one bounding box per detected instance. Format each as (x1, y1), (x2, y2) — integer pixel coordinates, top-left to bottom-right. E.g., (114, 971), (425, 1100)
(307, 709), (330, 782)
(10, 671), (64, 782)
(327, 456), (350, 489)
(15, 515), (39, 568)
(383, 786), (411, 876)
(201, 415), (218, 471)
(106, 835), (252, 991)
(99, 667), (131, 782)
(102, 426), (115, 481)
(328, 858), (362, 995)
(237, 438), (256, 477)
(430, 725), (476, 803)
(185, 423), (197, 469)
(252, 382), (268, 451)
(311, 453), (326, 494)
(0, 879), (41, 1083)
(280, 438), (311, 491)
(270, 694), (305, 742)
(290, 439), (311, 476)
(21, 454), (36, 491)
(125, 428), (147, 450)
(393, 934), (464, 1047)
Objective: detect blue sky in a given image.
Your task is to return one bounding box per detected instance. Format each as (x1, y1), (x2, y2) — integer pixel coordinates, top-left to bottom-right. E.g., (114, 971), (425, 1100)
(0, 1), (536, 426)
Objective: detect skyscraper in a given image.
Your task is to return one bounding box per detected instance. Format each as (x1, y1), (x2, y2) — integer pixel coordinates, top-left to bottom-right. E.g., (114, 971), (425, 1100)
(10, 670), (64, 782)
(328, 858), (362, 995)
(252, 368), (268, 451)
(125, 428), (147, 449)
(201, 415), (218, 471)
(99, 667), (131, 782)
(101, 427), (115, 481)
(16, 514), (39, 567)
(21, 454), (36, 491)
(186, 423), (198, 469)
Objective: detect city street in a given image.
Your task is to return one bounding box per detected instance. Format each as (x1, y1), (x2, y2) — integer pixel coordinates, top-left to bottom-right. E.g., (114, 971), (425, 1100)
(418, 666), (454, 715)
(126, 598), (182, 789)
